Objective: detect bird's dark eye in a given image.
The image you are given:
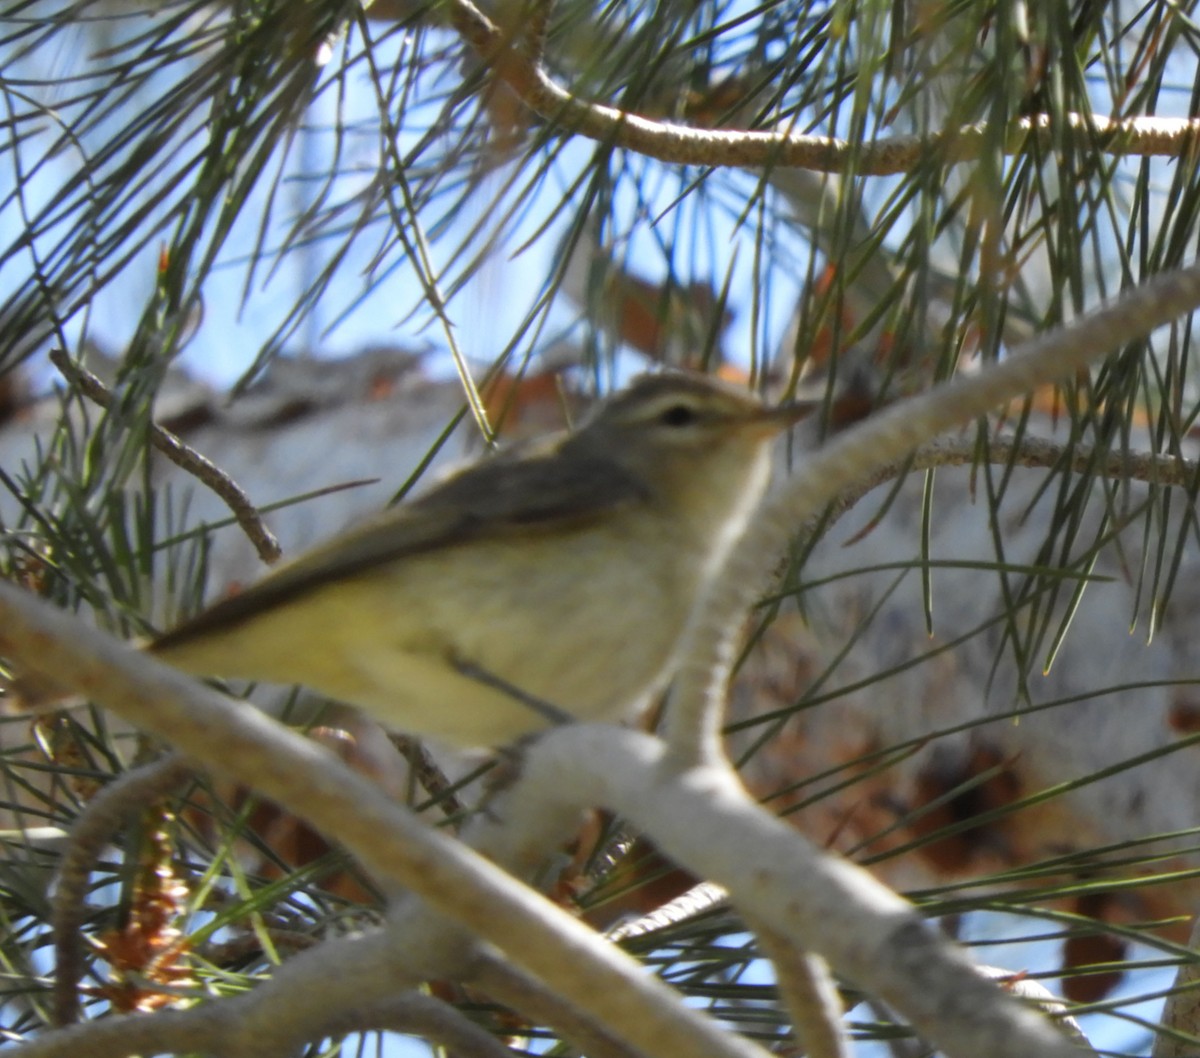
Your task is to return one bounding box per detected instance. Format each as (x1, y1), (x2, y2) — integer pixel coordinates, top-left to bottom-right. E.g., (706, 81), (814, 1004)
(659, 403), (698, 427)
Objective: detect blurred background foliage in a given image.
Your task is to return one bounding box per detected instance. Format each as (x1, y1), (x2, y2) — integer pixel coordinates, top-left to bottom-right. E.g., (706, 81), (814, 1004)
(3, 0), (1200, 1055)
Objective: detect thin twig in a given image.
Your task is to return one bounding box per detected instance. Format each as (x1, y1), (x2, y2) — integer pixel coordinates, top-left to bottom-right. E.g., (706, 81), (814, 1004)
(1153, 930), (1200, 1058)
(604, 879), (726, 942)
(389, 734), (468, 819)
(49, 350), (282, 564)
(52, 754), (195, 1026)
(445, 0), (1200, 174)
(974, 967), (1090, 1050)
(824, 431), (1200, 532)
(522, 0), (555, 64)
(469, 952), (648, 1058)
(324, 992), (517, 1058)
(198, 928), (321, 966)
(748, 920), (850, 1058)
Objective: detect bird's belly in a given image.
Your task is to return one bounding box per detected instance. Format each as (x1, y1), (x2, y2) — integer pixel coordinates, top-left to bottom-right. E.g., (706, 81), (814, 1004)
(347, 542), (693, 743)
(161, 531), (709, 747)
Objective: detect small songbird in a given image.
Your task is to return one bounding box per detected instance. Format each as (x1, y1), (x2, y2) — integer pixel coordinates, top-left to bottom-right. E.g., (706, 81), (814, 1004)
(13, 372), (810, 747)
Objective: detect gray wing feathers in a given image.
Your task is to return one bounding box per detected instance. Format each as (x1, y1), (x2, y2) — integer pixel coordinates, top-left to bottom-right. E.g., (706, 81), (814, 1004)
(152, 447), (645, 649)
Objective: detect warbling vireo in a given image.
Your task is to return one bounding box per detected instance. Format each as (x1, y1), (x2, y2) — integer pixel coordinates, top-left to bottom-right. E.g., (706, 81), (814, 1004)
(13, 372), (810, 746)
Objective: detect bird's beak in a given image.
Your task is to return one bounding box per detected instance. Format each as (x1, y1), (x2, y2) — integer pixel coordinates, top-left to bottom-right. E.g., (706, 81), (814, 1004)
(744, 399), (819, 436)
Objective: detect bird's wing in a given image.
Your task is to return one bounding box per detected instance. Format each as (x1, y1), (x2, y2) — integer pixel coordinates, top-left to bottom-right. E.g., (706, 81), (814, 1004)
(152, 444), (645, 648)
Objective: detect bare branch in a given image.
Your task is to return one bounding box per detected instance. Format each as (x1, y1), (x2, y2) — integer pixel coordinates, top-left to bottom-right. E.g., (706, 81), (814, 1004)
(825, 431), (1200, 531)
(521, 0), (555, 66)
(445, 0), (1200, 174)
(666, 262), (1200, 760)
(501, 725), (1088, 1058)
(748, 921), (850, 1058)
(0, 584), (772, 1058)
(3, 1006), (226, 1058)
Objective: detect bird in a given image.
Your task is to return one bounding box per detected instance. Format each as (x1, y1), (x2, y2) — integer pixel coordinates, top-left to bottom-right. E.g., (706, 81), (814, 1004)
(11, 371), (810, 747)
